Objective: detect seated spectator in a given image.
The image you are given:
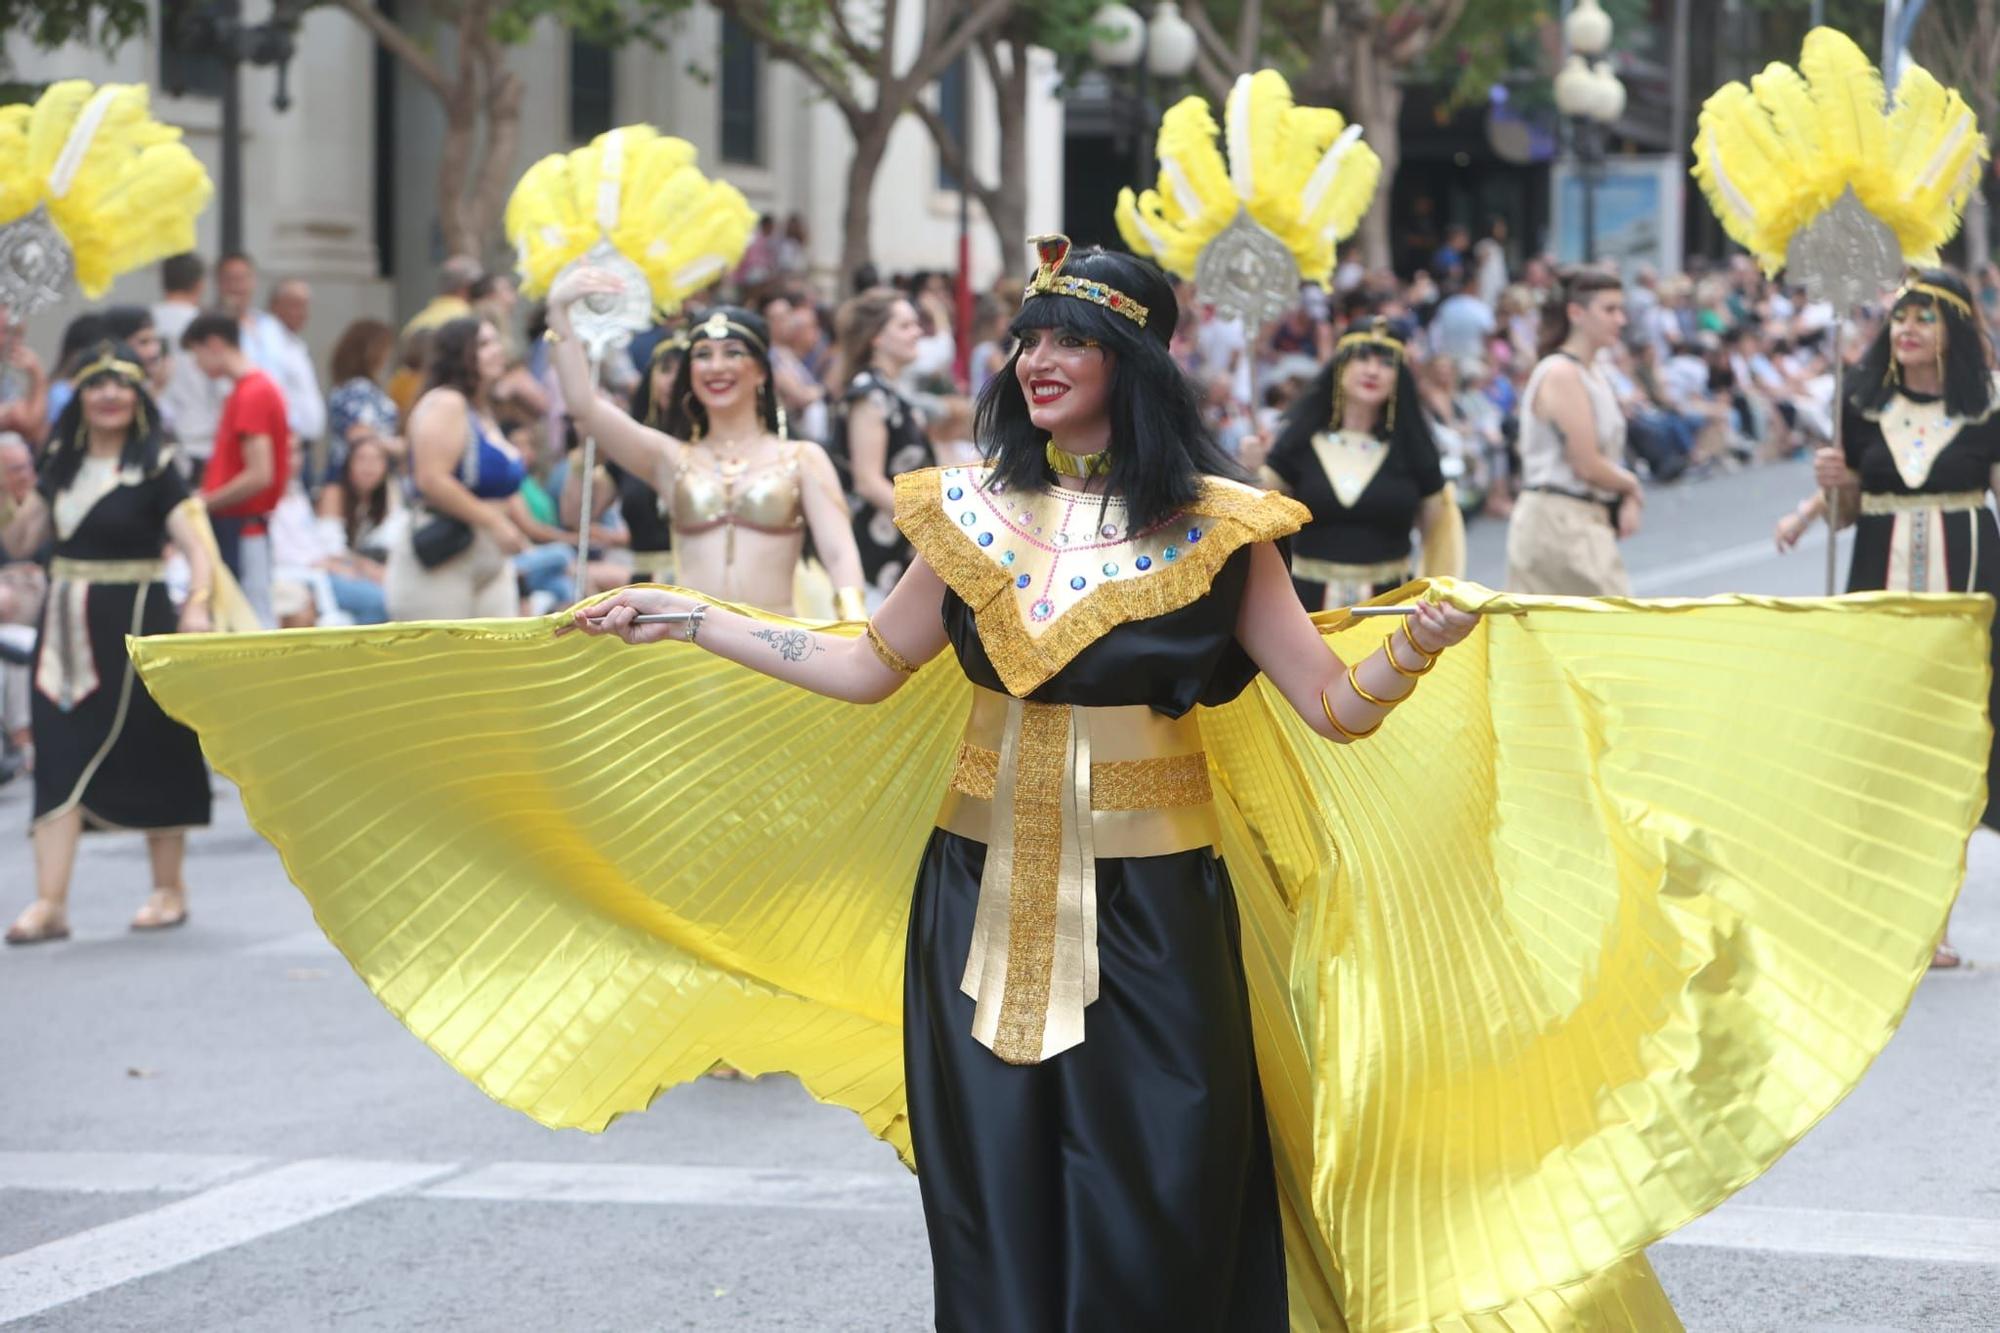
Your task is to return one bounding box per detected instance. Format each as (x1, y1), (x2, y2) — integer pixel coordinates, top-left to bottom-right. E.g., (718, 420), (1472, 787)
(326, 318), (405, 485)
(269, 435), (389, 626)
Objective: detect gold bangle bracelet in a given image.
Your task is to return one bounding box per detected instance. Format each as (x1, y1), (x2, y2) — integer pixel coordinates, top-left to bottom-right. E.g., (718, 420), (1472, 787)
(865, 624), (919, 675)
(1348, 659), (1412, 709)
(1403, 619), (1443, 659)
(1320, 687), (1381, 741)
(1386, 629), (1435, 677)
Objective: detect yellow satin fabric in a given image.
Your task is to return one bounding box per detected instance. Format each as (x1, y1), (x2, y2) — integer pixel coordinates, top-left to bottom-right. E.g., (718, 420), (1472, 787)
(127, 578), (1991, 1332)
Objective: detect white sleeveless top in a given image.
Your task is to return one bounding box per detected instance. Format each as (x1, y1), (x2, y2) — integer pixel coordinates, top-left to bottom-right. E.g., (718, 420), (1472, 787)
(1520, 351), (1626, 502)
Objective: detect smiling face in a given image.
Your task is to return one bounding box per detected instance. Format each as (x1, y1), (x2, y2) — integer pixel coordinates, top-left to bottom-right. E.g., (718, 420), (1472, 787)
(1339, 347), (1397, 417)
(1014, 325), (1113, 439)
(473, 320), (506, 388)
(1890, 300), (1944, 372)
(80, 374), (138, 436)
(687, 336), (766, 419)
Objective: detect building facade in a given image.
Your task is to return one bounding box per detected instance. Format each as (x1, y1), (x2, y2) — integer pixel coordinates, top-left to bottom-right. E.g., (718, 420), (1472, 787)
(7, 2), (1066, 363)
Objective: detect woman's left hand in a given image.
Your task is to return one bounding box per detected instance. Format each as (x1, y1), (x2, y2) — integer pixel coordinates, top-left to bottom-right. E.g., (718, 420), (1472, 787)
(559, 586), (698, 645)
(1408, 600), (1477, 653)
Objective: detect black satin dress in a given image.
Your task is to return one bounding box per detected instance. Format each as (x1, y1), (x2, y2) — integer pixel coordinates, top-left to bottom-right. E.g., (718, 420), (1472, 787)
(1269, 428), (1442, 612)
(1842, 395), (2000, 828)
(32, 458), (210, 829)
(902, 546), (1287, 1333)
(606, 459), (672, 580)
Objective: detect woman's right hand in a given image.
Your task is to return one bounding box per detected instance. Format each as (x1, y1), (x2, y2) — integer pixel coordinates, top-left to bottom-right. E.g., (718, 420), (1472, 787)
(1616, 491), (1644, 540)
(1812, 446), (1853, 491)
(485, 515), (531, 556)
(545, 265), (627, 327)
(1774, 509), (1809, 553)
(561, 586), (699, 646)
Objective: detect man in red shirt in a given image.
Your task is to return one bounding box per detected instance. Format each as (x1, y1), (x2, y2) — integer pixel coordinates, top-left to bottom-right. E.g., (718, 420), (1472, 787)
(182, 311), (290, 627)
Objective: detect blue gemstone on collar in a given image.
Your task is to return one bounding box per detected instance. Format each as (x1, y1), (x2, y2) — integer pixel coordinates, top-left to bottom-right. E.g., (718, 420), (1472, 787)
(1016, 573), (1032, 588)
(959, 511), (976, 526)
(1070, 575), (1087, 590)
(1102, 562), (1119, 576)
(1002, 550), (1017, 565)
(946, 486), (964, 501)
(1134, 555), (1152, 571)
(977, 532), (994, 547)
(1187, 526), (1203, 542)
(1163, 546), (1179, 562)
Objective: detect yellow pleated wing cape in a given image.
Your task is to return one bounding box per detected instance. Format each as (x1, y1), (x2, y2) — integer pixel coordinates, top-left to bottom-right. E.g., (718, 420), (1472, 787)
(129, 581), (1990, 1331)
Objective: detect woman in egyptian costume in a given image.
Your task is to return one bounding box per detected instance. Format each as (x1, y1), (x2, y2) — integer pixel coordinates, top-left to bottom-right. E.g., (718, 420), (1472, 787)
(132, 74), (1990, 1333)
(1255, 315), (1465, 610)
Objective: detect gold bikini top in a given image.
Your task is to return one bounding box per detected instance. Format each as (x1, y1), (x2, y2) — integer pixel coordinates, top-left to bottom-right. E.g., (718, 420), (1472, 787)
(671, 444), (806, 536)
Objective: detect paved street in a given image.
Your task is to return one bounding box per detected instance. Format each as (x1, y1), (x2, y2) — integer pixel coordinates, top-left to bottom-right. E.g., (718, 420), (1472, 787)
(4, 456), (1997, 1332)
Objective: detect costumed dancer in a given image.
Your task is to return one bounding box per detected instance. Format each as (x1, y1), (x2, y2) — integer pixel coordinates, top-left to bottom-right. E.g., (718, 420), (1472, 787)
(1505, 268), (1643, 595)
(545, 295), (865, 618)
(1776, 271), (1999, 967)
(0, 81), (245, 944)
(831, 287), (933, 605)
(130, 70), (1992, 1333)
(1256, 315), (1465, 609)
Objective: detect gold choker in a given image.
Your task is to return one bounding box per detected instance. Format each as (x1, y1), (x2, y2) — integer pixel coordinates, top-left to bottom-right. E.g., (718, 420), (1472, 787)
(1046, 440), (1110, 480)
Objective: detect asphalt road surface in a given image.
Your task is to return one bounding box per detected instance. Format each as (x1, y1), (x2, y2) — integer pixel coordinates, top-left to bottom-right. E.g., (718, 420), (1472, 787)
(4, 456), (1996, 1331)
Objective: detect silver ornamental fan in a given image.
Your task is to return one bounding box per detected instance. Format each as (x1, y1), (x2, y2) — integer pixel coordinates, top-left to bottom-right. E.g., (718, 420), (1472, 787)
(1193, 212), (1303, 328)
(561, 241), (654, 599)
(0, 208), (77, 320)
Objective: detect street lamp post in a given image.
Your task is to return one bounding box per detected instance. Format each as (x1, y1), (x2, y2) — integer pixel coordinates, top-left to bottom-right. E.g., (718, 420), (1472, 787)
(166, 0), (308, 254)
(1088, 3), (1198, 188)
(1554, 0), (1624, 263)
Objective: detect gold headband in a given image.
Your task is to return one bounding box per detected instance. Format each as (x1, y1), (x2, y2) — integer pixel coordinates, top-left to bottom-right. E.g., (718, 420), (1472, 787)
(1894, 282), (1975, 321)
(72, 352), (146, 386)
(689, 309), (767, 352)
(1336, 329), (1404, 357)
(1022, 234), (1149, 329)
(651, 333), (689, 362)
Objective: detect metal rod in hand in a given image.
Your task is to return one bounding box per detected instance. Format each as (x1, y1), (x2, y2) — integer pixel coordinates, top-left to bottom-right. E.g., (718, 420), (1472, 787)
(573, 349), (603, 602)
(1824, 345), (1845, 596)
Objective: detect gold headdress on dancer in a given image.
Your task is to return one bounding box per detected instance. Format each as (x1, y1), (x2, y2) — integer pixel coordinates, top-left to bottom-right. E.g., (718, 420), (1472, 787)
(1693, 28), (1986, 280)
(0, 81), (212, 316)
(1115, 69), (1380, 326)
(505, 124), (756, 317)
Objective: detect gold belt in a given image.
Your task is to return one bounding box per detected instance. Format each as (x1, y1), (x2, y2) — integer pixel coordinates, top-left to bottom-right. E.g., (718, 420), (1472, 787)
(48, 557), (168, 584)
(1860, 491), (1987, 515)
(1290, 554), (1412, 588)
(936, 687), (1219, 1066)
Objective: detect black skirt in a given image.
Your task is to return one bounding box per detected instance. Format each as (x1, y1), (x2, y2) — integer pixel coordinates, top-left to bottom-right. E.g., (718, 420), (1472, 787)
(903, 829), (1287, 1333)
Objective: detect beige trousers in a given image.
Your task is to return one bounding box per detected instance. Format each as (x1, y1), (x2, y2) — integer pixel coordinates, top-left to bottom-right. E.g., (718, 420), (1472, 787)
(386, 526), (518, 621)
(1505, 490), (1630, 596)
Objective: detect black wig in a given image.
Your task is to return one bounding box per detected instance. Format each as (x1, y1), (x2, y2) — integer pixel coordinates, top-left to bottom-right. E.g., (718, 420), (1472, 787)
(1268, 316), (1441, 482)
(628, 336), (688, 433)
(661, 306), (782, 439)
(41, 340), (168, 495)
(1851, 268), (1994, 419)
(975, 245), (1241, 535)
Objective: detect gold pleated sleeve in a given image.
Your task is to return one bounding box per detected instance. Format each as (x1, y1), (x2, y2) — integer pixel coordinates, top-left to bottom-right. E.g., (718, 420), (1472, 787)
(131, 598), (972, 1155)
(1205, 577), (1990, 1331)
(128, 578), (1991, 1333)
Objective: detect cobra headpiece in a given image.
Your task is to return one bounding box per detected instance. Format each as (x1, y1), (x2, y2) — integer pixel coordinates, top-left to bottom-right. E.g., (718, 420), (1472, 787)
(1022, 234), (1150, 329)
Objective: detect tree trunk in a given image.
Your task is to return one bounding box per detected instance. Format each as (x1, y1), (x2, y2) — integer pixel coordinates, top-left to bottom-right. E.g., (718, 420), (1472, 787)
(841, 117), (896, 286)
(987, 38), (1029, 278)
(1966, 185), (1992, 274)
(467, 59), (525, 267)
(1348, 39), (1402, 273)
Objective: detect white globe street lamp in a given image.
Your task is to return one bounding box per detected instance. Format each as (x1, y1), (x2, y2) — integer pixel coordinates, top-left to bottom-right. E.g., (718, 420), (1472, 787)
(1089, 3), (1146, 68)
(1557, 2), (1622, 262)
(1563, 0), (1614, 58)
(1145, 3), (1199, 79)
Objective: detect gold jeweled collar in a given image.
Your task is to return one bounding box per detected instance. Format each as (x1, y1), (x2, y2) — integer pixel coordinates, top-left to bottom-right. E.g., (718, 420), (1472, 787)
(894, 464), (1308, 696)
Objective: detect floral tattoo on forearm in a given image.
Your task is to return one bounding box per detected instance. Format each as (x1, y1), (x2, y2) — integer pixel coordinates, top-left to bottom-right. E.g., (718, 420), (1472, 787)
(752, 628), (823, 662)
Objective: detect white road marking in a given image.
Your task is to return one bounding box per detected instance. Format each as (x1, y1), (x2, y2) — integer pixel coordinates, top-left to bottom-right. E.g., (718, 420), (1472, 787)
(0, 1150), (265, 1194)
(1629, 527), (1853, 594)
(0, 1157), (455, 1323)
(423, 1160), (919, 1211)
(1657, 1203), (2000, 1265)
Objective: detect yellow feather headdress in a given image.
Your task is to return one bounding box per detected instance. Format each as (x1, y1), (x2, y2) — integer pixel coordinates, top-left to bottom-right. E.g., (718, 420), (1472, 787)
(1115, 69), (1380, 324)
(0, 81), (212, 315)
(505, 125), (756, 316)
(1693, 28), (1987, 278)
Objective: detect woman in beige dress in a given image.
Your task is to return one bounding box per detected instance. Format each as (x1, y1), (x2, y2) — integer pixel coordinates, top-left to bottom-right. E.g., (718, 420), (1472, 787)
(1505, 269), (1645, 595)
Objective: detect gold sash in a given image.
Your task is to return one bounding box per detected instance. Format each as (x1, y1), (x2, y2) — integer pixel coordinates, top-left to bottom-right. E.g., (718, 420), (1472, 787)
(1859, 490), (1986, 515)
(48, 557), (168, 584)
(936, 687), (1218, 1064)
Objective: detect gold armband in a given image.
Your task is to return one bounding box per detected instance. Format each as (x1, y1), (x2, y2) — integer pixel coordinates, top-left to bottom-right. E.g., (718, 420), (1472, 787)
(1347, 659), (1411, 709)
(1386, 621), (1440, 677)
(865, 624), (919, 675)
(834, 586), (868, 621)
(1320, 687), (1380, 741)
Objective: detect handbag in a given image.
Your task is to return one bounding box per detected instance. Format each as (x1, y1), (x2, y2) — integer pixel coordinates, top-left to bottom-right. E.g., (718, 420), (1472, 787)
(411, 514), (474, 569)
